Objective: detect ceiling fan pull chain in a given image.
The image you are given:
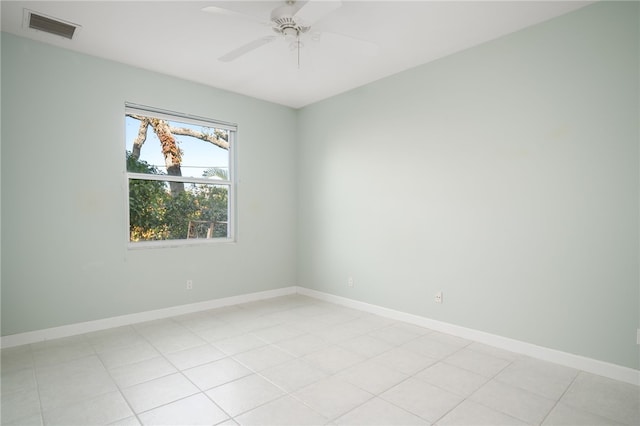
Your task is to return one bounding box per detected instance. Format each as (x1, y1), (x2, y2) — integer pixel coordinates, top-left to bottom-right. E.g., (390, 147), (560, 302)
(297, 34), (301, 69)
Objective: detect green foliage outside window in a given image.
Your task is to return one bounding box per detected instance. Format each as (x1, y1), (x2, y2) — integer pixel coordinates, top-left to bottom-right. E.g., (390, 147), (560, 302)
(127, 151), (228, 242)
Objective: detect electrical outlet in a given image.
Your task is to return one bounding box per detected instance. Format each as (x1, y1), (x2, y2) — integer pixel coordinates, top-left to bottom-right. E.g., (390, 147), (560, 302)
(347, 277), (354, 287)
(186, 280), (193, 290)
(435, 291), (443, 304)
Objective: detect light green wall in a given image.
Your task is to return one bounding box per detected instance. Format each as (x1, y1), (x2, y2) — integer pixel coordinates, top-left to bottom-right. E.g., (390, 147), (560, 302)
(1, 33), (298, 335)
(2, 2), (638, 371)
(297, 1), (639, 369)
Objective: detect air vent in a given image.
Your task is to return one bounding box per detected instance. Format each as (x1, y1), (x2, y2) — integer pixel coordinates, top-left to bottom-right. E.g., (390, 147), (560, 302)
(24, 10), (79, 39)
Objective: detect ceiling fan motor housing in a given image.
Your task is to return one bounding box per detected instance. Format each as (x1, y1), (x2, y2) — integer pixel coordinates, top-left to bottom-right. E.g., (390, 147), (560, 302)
(271, 3), (309, 37)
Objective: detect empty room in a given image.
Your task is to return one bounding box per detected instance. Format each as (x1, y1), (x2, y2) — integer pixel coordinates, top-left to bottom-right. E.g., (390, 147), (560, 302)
(1, 1), (638, 425)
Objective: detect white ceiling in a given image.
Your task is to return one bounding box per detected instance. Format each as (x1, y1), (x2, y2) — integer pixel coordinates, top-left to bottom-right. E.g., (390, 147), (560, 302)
(1, 0), (592, 108)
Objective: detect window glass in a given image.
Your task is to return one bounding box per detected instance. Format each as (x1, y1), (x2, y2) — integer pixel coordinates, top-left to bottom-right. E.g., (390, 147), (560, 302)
(125, 105), (235, 245)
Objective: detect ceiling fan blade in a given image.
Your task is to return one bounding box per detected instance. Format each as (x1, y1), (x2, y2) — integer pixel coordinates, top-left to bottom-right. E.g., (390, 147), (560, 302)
(218, 36), (277, 62)
(319, 31), (379, 57)
(202, 6), (270, 25)
(294, 0), (342, 27)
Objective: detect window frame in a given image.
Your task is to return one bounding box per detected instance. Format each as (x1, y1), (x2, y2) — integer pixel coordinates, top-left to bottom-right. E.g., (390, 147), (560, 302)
(124, 103), (237, 249)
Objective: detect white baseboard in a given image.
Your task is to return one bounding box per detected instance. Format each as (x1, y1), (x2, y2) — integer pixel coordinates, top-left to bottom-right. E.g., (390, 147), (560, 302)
(297, 287), (640, 386)
(2, 284), (637, 386)
(0, 286), (297, 349)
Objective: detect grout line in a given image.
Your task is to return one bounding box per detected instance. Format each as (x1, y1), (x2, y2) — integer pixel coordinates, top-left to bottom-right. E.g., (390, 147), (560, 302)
(27, 344), (46, 426)
(538, 371), (630, 426)
(132, 301), (331, 422)
(427, 347), (517, 425)
(92, 330), (153, 426)
(133, 328), (235, 422)
(538, 372), (580, 426)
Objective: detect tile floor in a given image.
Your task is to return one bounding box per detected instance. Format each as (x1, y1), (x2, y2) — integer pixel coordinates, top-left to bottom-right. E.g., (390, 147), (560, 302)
(1, 294), (638, 425)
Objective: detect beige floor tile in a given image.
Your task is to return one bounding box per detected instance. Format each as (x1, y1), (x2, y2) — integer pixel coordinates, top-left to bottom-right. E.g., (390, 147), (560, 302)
(234, 395), (328, 425)
(37, 356), (118, 411)
(560, 372), (640, 425)
(334, 397), (428, 425)
(415, 361), (489, 397)
(121, 373), (199, 413)
(108, 356), (177, 388)
(542, 402), (624, 426)
(437, 399), (526, 425)
(206, 374), (285, 417)
(231, 344), (295, 371)
(380, 377), (462, 422)
(494, 357), (578, 400)
(443, 347), (511, 377)
(303, 345), (366, 374)
(293, 376), (374, 420)
(338, 334), (394, 358)
(42, 391), (133, 426)
(213, 334), (266, 356)
(259, 358), (328, 392)
(183, 357), (252, 391)
(1, 388), (41, 424)
(1, 368), (37, 395)
(138, 393), (228, 425)
(336, 360), (409, 395)
(370, 347), (438, 375)
(98, 341), (160, 369)
(1, 346), (34, 373)
(469, 379), (556, 424)
(164, 343), (226, 370)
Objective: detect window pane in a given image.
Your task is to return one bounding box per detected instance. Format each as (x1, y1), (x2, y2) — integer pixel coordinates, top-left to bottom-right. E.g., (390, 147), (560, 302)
(125, 114), (230, 180)
(129, 179), (229, 242)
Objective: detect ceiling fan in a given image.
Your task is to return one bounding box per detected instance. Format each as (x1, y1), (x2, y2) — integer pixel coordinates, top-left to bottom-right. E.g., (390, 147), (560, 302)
(203, 0), (377, 65)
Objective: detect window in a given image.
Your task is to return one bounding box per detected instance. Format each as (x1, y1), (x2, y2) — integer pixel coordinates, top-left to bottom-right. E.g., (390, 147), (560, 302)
(125, 103), (236, 246)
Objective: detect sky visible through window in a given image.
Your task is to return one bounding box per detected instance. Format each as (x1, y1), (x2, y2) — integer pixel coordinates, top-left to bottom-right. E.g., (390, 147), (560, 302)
(125, 116), (229, 179)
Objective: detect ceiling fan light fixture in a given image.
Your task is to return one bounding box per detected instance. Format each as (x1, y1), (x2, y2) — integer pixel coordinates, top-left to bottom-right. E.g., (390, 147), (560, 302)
(282, 27), (298, 38)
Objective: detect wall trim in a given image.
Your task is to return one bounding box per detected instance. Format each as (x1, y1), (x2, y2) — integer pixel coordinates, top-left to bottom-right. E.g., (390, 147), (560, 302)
(0, 286), (297, 349)
(297, 287), (640, 386)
